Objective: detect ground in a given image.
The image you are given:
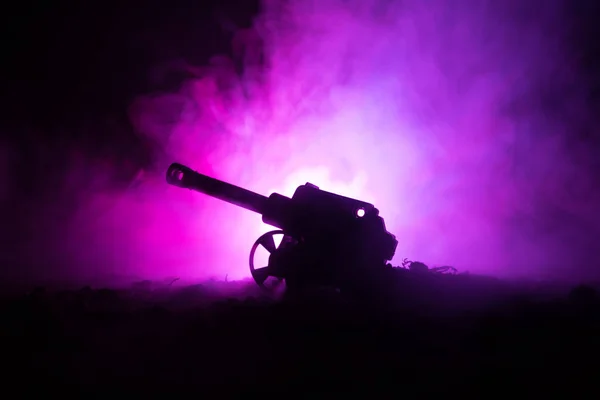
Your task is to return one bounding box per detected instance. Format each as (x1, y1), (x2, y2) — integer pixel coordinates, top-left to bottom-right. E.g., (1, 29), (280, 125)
(1, 269), (599, 394)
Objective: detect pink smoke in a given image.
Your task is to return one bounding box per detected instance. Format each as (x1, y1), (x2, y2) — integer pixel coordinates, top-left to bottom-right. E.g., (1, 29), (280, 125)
(60, 0), (600, 283)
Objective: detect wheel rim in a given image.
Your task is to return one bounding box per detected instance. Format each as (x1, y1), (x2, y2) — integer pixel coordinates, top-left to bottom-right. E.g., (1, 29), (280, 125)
(249, 230), (287, 290)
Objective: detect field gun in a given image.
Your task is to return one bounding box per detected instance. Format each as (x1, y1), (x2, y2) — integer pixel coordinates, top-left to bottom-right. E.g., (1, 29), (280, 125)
(166, 162), (398, 293)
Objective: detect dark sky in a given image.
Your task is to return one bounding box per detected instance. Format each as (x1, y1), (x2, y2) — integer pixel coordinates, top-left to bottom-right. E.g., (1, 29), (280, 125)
(2, 0), (259, 132)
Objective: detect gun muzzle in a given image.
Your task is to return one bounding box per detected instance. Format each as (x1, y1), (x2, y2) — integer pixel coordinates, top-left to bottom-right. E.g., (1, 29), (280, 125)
(166, 163), (269, 215)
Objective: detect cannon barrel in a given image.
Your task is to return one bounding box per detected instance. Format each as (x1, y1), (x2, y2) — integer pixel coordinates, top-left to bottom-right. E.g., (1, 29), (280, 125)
(166, 163), (269, 215)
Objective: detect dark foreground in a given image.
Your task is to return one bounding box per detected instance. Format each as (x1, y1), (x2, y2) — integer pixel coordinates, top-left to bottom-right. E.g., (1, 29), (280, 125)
(1, 269), (599, 394)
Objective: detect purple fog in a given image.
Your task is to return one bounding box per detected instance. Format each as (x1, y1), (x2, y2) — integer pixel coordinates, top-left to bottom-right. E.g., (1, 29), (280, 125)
(13, 0), (600, 285)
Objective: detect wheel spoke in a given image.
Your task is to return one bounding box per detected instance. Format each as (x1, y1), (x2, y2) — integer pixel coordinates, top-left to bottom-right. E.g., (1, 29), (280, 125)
(253, 267), (270, 285)
(261, 234), (277, 253)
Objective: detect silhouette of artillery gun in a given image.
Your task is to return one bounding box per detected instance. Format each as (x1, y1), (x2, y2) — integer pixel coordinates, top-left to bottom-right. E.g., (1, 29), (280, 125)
(166, 163), (398, 294)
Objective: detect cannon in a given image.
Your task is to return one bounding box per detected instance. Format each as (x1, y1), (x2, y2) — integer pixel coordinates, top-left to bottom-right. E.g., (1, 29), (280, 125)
(166, 162), (398, 293)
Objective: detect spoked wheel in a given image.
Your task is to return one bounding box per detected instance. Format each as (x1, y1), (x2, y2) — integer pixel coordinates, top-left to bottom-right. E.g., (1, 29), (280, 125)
(249, 230), (294, 291)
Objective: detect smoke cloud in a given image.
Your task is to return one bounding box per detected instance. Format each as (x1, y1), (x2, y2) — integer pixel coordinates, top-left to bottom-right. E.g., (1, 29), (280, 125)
(25, 0), (599, 284)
